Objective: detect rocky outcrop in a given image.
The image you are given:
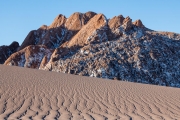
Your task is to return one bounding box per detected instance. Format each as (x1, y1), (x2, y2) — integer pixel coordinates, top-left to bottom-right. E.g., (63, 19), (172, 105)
(48, 14), (66, 29)
(108, 15), (124, 29)
(4, 11), (180, 88)
(18, 30), (37, 51)
(65, 11), (97, 31)
(82, 11), (97, 25)
(122, 16), (133, 31)
(43, 28), (180, 87)
(48, 13), (108, 63)
(4, 45), (53, 69)
(65, 12), (84, 32)
(108, 15), (125, 39)
(18, 12), (97, 51)
(0, 41), (19, 64)
(133, 19), (144, 28)
(63, 14), (108, 48)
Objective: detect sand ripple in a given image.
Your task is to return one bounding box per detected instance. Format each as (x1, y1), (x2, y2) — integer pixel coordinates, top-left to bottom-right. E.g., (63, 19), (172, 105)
(0, 65), (180, 120)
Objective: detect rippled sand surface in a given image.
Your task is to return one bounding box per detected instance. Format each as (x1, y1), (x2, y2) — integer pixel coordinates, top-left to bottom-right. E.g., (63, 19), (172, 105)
(0, 65), (180, 120)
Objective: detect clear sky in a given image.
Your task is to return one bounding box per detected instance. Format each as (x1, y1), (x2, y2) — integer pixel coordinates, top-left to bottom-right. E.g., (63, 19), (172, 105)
(0, 0), (180, 46)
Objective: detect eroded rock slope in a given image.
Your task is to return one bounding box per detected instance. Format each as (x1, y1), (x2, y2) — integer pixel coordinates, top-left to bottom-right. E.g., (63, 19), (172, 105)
(4, 12), (180, 87)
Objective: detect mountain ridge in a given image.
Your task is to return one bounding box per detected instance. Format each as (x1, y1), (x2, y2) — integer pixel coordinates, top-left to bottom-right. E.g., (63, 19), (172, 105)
(3, 11), (180, 87)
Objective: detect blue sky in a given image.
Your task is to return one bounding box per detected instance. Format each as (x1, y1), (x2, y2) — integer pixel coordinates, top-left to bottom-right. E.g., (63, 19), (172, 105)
(0, 0), (180, 46)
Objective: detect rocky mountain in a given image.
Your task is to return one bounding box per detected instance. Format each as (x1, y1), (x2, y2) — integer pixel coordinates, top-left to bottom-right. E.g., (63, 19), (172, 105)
(4, 11), (180, 87)
(17, 11), (97, 51)
(0, 41), (19, 64)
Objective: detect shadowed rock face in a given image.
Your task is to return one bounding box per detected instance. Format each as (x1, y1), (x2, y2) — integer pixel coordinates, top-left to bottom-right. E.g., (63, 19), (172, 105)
(4, 11), (180, 87)
(0, 41), (19, 64)
(18, 30), (37, 51)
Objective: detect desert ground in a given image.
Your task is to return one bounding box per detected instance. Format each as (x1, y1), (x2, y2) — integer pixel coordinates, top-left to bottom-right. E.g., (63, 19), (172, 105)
(0, 65), (180, 120)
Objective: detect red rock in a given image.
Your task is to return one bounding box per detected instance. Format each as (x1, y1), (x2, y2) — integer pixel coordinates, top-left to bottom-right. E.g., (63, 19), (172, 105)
(63, 14), (108, 48)
(39, 55), (48, 69)
(122, 16), (132, 31)
(4, 11), (180, 88)
(65, 12), (84, 32)
(108, 15), (125, 39)
(82, 11), (97, 25)
(48, 14), (66, 29)
(65, 12), (96, 32)
(108, 15), (125, 29)
(47, 13), (108, 64)
(4, 45), (53, 69)
(133, 19), (144, 28)
(18, 12), (97, 51)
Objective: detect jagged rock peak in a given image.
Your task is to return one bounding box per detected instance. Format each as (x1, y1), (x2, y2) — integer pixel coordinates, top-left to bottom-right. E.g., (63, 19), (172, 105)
(63, 13), (108, 48)
(48, 14), (67, 29)
(123, 16), (131, 23)
(122, 16), (133, 31)
(95, 13), (108, 26)
(108, 15), (125, 29)
(84, 11), (97, 18)
(48, 13), (108, 62)
(39, 25), (48, 30)
(18, 30), (37, 51)
(65, 12), (84, 31)
(133, 19), (144, 28)
(65, 12), (97, 31)
(82, 11), (97, 25)
(9, 41), (19, 49)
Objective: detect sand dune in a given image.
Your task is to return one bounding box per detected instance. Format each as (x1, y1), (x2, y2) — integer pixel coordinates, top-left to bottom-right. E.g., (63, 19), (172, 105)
(0, 65), (180, 120)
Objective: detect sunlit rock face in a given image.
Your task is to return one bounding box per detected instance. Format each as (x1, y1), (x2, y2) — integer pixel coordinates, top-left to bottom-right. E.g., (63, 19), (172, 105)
(17, 11), (97, 51)
(4, 12), (180, 87)
(4, 45), (54, 69)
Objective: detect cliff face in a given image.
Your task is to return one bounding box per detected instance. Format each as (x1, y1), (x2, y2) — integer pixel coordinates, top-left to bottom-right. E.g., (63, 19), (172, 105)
(4, 12), (180, 87)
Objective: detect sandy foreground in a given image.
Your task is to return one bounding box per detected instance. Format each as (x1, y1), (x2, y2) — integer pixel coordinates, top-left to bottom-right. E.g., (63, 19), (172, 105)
(0, 65), (180, 120)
